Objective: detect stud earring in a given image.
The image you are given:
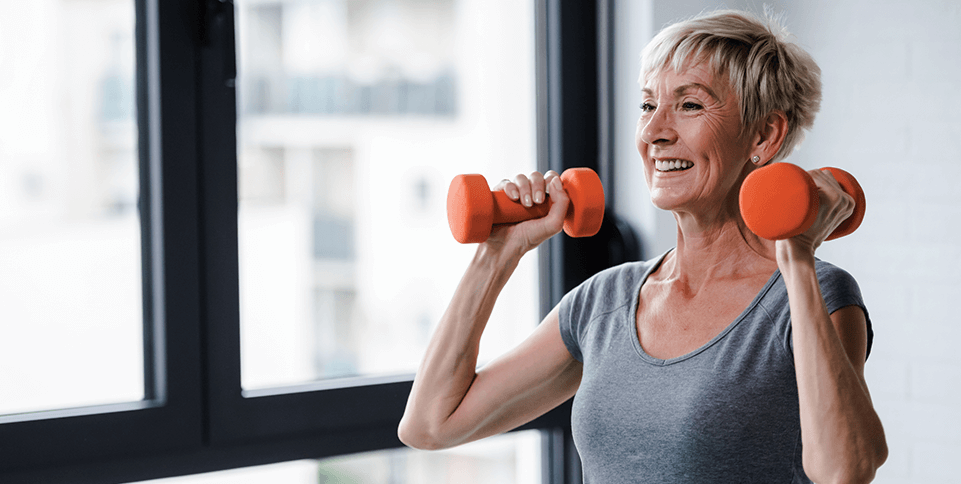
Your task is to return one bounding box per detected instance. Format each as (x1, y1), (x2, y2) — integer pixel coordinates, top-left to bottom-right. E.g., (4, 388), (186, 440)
(751, 155), (761, 165)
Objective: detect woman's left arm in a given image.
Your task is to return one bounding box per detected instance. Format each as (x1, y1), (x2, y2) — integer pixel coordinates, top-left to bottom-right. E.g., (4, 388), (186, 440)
(777, 170), (888, 484)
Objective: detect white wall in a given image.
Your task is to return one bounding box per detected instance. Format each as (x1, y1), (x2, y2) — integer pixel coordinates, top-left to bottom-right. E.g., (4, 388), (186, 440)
(614, 1), (961, 483)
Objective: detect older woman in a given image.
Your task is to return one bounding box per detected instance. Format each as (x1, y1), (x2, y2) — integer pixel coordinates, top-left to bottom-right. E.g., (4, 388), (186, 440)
(399, 9), (887, 483)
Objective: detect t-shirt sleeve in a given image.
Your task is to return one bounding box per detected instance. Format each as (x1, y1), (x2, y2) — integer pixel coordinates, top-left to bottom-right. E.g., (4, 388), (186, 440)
(817, 261), (874, 360)
(558, 278), (589, 362)
(557, 260), (652, 363)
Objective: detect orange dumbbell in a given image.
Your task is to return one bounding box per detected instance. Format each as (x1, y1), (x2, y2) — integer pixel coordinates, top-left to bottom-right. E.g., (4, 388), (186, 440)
(739, 163), (866, 241)
(447, 167), (605, 244)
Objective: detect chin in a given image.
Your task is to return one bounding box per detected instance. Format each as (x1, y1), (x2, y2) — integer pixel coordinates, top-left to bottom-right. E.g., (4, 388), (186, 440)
(649, 191), (686, 212)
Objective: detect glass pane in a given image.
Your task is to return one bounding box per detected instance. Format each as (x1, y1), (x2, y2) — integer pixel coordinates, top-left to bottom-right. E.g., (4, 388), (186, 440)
(138, 430), (542, 484)
(236, 0), (538, 390)
(0, 1), (143, 415)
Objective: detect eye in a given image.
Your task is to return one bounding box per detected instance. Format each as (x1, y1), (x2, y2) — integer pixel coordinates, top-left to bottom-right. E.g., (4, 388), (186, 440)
(681, 101), (703, 111)
(640, 102), (656, 113)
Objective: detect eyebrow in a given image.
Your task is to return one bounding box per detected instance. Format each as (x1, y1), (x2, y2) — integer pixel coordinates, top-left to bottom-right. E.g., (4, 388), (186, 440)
(642, 83), (719, 100)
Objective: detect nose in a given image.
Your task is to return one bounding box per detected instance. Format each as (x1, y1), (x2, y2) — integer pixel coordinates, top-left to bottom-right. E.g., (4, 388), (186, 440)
(638, 107), (677, 147)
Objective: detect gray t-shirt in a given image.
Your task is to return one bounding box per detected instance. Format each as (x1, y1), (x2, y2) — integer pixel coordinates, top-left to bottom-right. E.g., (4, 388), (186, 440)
(558, 252), (872, 483)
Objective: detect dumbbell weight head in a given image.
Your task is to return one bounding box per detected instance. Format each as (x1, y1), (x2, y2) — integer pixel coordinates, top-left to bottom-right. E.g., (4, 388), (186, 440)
(560, 168), (606, 238)
(739, 162), (819, 240)
(447, 174), (496, 244)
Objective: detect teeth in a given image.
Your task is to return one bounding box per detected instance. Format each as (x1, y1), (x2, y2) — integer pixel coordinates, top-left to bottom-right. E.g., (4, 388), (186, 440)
(655, 159), (693, 172)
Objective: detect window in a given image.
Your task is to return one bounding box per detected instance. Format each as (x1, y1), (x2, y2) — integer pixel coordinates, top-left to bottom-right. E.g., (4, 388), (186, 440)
(0, 0), (200, 476)
(203, 0), (551, 450)
(234, 0), (540, 391)
(0, 0), (143, 417)
(0, 1), (617, 483)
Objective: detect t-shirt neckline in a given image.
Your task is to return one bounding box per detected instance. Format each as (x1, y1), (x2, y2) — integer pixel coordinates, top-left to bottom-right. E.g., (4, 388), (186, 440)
(628, 249), (782, 366)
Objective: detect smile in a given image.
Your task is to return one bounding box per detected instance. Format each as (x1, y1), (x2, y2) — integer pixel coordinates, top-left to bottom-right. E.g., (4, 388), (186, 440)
(654, 159), (694, 172)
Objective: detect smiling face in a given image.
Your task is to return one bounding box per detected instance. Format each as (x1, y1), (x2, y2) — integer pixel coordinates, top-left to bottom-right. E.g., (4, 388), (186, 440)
(636, 62), (756, 218)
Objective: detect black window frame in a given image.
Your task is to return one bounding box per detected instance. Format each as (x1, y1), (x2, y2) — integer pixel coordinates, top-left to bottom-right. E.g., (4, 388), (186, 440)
(0, 1), (630, 483)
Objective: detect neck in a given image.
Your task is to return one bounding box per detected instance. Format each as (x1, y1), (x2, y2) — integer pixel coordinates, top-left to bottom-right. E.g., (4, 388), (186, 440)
(663, 215), (776, 290)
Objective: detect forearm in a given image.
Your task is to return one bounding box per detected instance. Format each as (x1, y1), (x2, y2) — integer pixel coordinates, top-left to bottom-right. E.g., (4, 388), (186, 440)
(778, 248), (887, 482)
(399, 242), (523, 449)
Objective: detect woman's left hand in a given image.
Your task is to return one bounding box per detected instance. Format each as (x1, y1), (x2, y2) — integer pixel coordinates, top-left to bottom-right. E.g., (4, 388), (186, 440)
(775, 169), (856, 263)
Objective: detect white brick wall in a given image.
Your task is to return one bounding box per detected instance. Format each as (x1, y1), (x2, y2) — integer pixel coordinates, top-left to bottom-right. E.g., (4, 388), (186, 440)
(615, 1), (961, 482)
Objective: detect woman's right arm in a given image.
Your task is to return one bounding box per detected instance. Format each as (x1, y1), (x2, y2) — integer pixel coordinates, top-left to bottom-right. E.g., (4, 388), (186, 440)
(397, 174), (583, 450)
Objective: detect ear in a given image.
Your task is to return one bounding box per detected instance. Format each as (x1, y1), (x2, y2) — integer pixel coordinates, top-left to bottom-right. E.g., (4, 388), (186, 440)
(751, 111), (789, 165)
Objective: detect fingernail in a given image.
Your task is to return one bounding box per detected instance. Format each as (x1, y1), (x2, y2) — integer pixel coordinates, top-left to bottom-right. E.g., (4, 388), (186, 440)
(534, 191), (544, 204)
(524, 195), (532, 206)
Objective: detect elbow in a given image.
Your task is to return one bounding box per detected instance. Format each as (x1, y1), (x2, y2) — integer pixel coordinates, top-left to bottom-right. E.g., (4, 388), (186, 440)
(853, 431), (889, 483)
(862, 436), (889, 482)
(872, 436), (889, 477)
(397, 416), (449, 451)
(804, 441), (888, 484)
(397, 417), (432, 450)
(808, 467), (878, 484)
(835, 464), (881, 484)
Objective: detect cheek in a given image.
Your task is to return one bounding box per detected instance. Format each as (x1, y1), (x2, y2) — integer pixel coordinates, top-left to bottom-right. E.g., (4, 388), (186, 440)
(634, 124), (654, 181)
(704, 115), (748, 158)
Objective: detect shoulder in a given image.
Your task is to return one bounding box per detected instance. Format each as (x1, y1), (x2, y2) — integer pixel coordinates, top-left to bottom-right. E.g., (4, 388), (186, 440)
(813, 259), (863, 306)
(561, 255), (663, 314)
(813, 259), (872, 350)
(763, 258), (873, 359)
(813, 258), (856, 281)
(557, 255), (663, 361)
(761, 259), (863, 310)
(571, 259), (654, 297)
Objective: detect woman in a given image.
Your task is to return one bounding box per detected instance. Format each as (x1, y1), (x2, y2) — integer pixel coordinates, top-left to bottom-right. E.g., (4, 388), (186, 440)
(399, 9), (887, 483)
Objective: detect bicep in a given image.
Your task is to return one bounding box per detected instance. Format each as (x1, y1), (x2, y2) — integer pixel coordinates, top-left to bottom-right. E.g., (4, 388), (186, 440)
(446, 305), (582, 446)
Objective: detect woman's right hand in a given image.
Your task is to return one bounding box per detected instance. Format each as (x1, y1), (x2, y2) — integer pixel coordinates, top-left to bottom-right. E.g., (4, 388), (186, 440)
(487, 170), (570, 253)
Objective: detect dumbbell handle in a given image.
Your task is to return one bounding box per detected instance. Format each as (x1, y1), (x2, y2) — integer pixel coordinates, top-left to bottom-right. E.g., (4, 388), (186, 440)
(739, 163), (865, 241)
(489, 190), (552, 224)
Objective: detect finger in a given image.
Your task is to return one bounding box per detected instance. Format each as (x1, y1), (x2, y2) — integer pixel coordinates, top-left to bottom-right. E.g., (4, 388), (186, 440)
(542, 177), (570, 228)
(529, 171), (546, 204)
(517, 176), (569, 249)
(801, 172), (854, 246)
(544, 171), (561, 202)
(512, 174), (534, 207)
(543, 170), (560, 193)
(810, 170), (854, 217)
(809, 169), (841, 192)
(491, 178), (515, 198)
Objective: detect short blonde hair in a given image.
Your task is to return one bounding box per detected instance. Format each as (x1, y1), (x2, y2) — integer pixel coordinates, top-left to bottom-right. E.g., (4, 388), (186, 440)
(640, 9), (821, 162)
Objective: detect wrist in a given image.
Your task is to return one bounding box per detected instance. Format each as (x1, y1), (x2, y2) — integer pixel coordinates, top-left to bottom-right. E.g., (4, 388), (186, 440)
(775, 239), (816, 276)
(474, 240), (524, 276)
